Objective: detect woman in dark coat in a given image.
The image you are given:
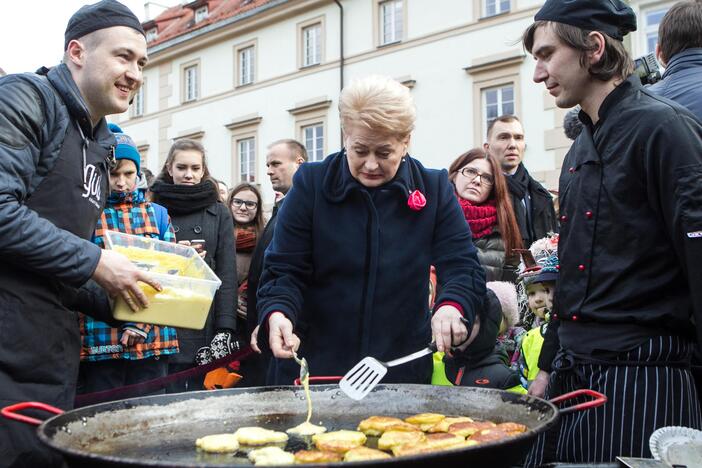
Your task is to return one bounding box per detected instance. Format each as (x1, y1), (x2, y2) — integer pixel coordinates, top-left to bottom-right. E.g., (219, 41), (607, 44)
(448, 149), (523, 282)
(150, 139), (237, 392)
(253, 76), (486, 386)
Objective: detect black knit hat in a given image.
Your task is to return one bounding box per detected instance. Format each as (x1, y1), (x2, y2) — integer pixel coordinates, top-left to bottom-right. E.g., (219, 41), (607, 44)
(535, 0), (637, 41)
(64, 0), (145, 50)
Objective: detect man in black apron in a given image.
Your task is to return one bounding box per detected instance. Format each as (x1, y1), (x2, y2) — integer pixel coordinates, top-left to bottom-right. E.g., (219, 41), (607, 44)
(521, 0), (702, 465)
(0, 2), (161, 467)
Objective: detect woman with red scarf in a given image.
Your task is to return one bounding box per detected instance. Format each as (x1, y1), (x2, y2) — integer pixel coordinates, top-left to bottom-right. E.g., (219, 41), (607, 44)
(227, 183), (265, 328)
(448, 149), (522, 282)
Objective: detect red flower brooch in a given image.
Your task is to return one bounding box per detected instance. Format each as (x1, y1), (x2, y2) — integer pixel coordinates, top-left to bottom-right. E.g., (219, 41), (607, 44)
(407, 190), (426, 211)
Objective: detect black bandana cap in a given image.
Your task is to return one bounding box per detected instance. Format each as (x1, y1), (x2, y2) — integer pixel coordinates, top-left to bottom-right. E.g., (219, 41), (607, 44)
(64, 0), (145, 50)
(535, 0), (637, 41)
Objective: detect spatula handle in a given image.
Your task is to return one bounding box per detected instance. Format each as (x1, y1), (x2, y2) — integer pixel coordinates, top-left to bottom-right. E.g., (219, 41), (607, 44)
(385, 343), (438, 368)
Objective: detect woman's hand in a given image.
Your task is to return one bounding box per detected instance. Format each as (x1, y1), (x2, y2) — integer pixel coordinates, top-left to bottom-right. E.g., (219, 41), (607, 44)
(528, 370), (550, 398)
(267, 312), (300, 359)
(250, 325), (261, 353)
(431, 305), (480, 353)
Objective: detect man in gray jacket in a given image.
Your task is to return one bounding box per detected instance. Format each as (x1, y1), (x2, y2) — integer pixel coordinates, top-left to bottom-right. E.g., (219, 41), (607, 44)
(0, 2), (159, 466)
(649, 1), (702, 121)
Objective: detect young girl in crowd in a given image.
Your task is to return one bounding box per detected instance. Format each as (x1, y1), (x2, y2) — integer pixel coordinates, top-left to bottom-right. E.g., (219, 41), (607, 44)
(149, 139), (237, 392)
(516, 235), (559, 393)
(227, 183), (265, 330)
(79, 124), (179, 394)
(448, 149), (523, 282)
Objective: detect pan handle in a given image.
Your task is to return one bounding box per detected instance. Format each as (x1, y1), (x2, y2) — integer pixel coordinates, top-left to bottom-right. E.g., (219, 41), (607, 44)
(293, 376), (343, 386)
(1, 402), (64, 426)
(549, 389), (607, 415)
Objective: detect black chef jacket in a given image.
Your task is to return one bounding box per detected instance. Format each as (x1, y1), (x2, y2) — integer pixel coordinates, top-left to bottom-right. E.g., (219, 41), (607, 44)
(555, 74), (702, 356)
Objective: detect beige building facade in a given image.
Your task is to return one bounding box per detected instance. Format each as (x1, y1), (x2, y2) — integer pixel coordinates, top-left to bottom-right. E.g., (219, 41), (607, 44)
(110, 0), (673, 205)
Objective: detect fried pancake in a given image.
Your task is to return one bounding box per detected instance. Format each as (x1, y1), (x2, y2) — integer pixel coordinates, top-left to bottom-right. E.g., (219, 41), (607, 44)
(424, 432), (468, 449)
(343, 447), (393, 462)
(247, 446), (295, 466)
(392, 436), (476, 457)
(404, 413), (446, 432)
(447, 420), (497, 437)
(357, 416), (420, 436)
(233, 427), (289, 446)
(427, 416), (474, 433)
(294, 449), (343, 464)
(195, 433), (240, 453)
(312, 430), (367, 453)
(496, 422), (527, 434)
(469, 428), (512, 443)
(377, 430), (426, 451)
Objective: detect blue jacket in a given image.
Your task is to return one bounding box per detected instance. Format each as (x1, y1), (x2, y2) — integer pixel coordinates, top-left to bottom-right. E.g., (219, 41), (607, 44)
(650, 48), (702, 121)
(257, 151), (486, 385)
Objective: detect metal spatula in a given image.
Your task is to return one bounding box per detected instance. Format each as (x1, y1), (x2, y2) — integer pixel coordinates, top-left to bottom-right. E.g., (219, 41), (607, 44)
(339, 343), (438, 400)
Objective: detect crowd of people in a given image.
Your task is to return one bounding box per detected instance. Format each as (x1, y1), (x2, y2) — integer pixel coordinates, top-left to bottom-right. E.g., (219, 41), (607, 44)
(1, 0), (702, 467)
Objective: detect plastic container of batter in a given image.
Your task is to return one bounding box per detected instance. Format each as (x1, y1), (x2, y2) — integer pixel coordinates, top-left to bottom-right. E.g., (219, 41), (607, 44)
(104, 230), (222, 330)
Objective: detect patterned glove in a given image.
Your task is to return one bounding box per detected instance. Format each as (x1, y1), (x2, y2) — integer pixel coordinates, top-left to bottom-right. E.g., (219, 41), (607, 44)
(210, 330), (240, 360)
(195, 346), (213, 366)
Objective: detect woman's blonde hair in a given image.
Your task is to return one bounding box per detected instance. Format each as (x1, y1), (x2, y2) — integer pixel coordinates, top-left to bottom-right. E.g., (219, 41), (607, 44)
(339, 75), (416, 139)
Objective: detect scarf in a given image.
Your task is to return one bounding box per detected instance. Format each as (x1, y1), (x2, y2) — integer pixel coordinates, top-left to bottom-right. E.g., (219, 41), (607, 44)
(504, 163), (535, 245)
(505, 163), (529, 200)
(457, 196), (497, 239)
(236, 225), (257, 252)
(149, 179), (219, 215)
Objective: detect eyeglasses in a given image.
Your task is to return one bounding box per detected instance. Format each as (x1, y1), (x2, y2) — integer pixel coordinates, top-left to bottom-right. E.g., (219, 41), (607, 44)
(231, 198), (258, 210)
(459, 167), (494, 187)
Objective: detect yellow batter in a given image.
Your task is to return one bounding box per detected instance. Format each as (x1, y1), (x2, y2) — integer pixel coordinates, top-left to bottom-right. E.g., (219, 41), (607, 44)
(113, 245), (204, 277)
(287, 374), (327, 436)
(110, 245), (214, 329)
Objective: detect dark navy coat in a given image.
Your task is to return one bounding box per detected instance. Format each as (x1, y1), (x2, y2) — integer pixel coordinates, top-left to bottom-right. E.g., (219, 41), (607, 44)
(257, 151), (486, 385)
(650, 48), (702, 122)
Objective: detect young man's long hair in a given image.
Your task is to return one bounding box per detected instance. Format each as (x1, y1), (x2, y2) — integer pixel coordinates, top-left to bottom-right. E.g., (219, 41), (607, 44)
(448, 148), (523, 257)
(523, 21), (634, 81)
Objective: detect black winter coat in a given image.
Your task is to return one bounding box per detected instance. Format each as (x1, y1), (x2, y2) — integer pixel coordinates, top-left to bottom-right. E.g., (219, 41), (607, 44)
(0, 64), (115, 467)
(164, 199), (237, 364)
(507, 164), (558, 248)
(473, 229), (518, 282)
(257, 152), (486, 385)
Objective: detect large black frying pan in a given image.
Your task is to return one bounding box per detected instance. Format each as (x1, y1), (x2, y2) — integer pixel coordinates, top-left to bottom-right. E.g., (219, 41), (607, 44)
(2, 383), (605, 467)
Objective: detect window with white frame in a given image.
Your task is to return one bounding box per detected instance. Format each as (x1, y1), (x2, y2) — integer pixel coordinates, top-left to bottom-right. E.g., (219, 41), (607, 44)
(195, 6), (208, 23)
(484, 0), (510, 17)
(302, 24), (321, 67)
(184, 64), (198, 102)
(131, 84), (144, 117)
(379, 0), (403, 46)
(303, 123), (324, 162)
(238, 137), (256, 183)
(643, 4), (672, 55)
(239, 46), (255, 86)
(146, 28), (158, 42)
(482, 84), (514, 136)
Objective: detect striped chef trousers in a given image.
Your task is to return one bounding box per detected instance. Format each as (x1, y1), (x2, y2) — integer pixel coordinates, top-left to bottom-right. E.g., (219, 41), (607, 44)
(524, 335), (702, 467)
